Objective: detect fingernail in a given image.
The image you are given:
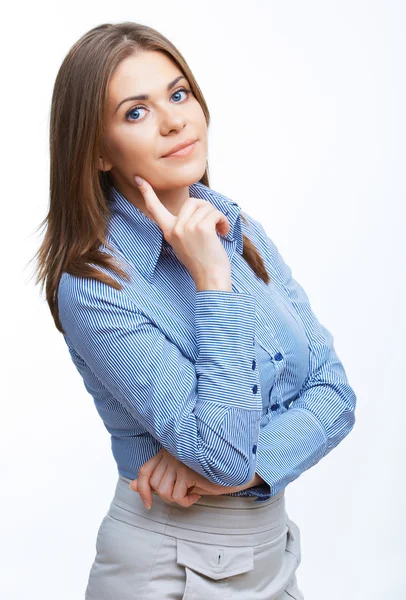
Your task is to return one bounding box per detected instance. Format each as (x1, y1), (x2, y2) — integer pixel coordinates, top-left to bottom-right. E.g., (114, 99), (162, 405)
(145, 502), (151, 510)
(134, 175), (143, 186)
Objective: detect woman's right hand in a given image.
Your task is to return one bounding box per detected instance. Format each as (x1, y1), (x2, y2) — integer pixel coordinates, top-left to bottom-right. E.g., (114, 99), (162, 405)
(134, 175), (232, 287)
(130, 448), (258, 509)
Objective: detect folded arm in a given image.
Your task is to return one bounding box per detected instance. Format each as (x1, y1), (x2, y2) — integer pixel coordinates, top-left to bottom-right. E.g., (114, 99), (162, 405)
(58, 273), (263, 487)
(245, 215), (357, 498)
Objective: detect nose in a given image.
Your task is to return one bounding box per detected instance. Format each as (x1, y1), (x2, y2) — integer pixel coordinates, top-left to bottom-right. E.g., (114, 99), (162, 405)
(158, 105), (187, 135)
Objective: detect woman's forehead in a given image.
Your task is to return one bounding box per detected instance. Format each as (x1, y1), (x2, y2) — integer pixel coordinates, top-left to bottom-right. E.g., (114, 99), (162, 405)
(106, 53), (185, 116)
(108, 52), (182, 97)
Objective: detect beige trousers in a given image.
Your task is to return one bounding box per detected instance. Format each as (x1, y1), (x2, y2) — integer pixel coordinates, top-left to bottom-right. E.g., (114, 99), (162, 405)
(85, 475), (304, 599)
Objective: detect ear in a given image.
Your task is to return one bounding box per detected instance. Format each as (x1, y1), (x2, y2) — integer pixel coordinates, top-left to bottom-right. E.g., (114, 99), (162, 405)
(98, 155), (113, 172)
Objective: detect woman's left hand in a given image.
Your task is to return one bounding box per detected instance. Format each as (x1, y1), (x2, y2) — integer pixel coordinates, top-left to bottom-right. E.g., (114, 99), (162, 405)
(129, 448), (264, 509)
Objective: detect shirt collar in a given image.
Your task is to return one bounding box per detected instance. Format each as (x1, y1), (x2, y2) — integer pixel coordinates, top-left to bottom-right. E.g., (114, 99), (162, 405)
(107, 180), (243, 281)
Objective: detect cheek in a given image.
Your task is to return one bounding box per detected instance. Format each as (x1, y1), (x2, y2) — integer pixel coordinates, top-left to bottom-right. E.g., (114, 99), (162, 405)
(108, 126), (155, 165)
(194, 109), (208, 145)
(194, 99), (207, 124)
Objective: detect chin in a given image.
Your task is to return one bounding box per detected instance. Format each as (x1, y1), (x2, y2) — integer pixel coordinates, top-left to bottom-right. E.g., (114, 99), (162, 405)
(157, 160), (207, 188)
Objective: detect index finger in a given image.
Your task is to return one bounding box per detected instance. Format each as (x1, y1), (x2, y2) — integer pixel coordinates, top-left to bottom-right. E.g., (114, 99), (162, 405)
(134, 175), (176, 232)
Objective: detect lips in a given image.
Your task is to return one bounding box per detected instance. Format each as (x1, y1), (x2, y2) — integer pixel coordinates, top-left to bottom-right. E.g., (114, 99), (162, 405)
(162, 139), (197, 157)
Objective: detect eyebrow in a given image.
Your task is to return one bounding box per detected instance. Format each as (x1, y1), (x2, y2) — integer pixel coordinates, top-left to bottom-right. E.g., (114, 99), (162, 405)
(114, 75), (187, 114)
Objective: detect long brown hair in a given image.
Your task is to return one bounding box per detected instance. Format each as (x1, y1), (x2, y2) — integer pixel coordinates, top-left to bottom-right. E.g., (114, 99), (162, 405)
(31, 21), (270, 334)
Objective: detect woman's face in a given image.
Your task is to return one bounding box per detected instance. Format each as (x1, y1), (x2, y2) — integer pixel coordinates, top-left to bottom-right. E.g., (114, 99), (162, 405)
(100, 50), (208, 193)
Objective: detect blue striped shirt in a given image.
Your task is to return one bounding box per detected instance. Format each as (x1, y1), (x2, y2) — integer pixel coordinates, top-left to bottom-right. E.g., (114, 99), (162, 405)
(57, 181), (356, 503)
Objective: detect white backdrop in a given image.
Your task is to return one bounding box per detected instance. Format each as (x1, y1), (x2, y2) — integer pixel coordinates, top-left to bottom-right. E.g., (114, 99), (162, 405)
(2, 1), (404, 597)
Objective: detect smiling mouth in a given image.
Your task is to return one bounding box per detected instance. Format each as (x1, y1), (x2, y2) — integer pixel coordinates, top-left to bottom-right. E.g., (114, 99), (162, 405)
(162, 140), (198, 158)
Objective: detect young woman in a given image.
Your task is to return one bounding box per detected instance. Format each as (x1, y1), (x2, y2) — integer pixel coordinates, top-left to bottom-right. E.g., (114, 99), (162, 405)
(34, 21), (357, 599)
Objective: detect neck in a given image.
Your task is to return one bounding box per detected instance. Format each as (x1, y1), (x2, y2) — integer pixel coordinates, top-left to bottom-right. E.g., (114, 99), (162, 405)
(110, 174), (190, 219)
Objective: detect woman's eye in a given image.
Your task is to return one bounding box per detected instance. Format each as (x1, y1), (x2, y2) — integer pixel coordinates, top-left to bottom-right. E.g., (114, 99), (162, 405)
(125, 106), (147, 122)
(171, 88), (191, 103)
(124, 87), (192, 122)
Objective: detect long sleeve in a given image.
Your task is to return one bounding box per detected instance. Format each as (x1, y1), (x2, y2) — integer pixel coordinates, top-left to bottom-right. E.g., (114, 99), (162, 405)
(58, 273), (263, 487)
(247, 216), (357, 498)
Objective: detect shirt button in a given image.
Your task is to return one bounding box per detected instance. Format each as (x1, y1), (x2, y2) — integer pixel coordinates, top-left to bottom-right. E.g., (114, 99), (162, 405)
(270, 403), (280, 411)
(274, 352), (283, 361)
(252, 444), (257, 454)
(252, 384), (258, 394)
(252, 359), (256, 370)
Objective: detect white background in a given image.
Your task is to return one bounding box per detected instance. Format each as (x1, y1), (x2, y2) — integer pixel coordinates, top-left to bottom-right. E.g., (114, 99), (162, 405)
(2, 1), (404, 597)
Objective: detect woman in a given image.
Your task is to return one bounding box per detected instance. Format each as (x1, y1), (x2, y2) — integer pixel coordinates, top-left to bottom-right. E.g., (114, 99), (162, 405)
(34, 21), (357, 599)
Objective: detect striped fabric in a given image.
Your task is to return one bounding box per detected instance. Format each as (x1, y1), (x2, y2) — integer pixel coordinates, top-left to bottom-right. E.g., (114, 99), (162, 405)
(57, 181), (356, 503)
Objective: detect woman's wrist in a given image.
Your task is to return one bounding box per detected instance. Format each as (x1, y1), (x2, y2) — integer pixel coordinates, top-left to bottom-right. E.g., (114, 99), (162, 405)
(218, 472), (266, 495)
(243, 471), (266, 489)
